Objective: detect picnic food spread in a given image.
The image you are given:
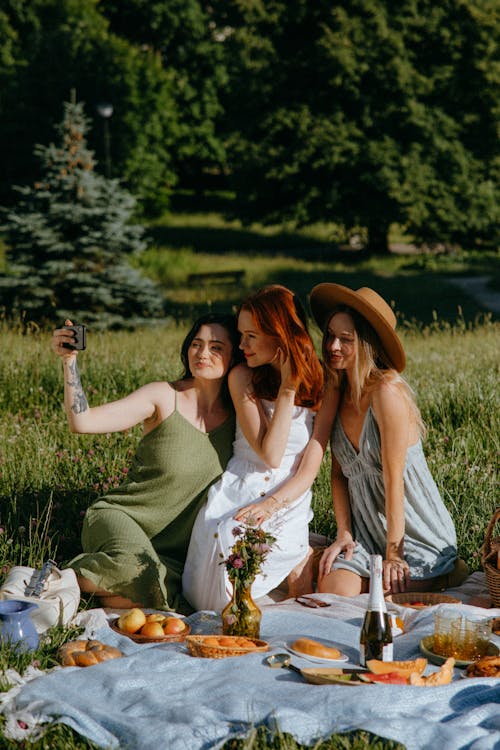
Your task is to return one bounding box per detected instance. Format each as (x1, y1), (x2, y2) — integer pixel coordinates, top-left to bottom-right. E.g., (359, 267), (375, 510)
(409, 657), (455, 686)
(112, 608), (189, 641)
(366, 658), (427, 678)
(291, 637), (342, 660)
(465, 655), (500, 678)
(58, 639), (123, 667)
(185, 635), (269, 658)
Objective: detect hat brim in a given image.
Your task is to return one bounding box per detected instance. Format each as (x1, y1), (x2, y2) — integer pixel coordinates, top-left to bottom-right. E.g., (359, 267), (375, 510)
(310, 283), (406, 372)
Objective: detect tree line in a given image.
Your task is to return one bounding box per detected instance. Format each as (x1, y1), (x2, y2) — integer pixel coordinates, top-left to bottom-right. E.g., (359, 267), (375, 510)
(1, 0), (499, 252)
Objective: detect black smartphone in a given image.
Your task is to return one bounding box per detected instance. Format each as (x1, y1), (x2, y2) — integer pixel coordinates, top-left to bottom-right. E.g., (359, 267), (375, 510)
(62, 324), (86, 350)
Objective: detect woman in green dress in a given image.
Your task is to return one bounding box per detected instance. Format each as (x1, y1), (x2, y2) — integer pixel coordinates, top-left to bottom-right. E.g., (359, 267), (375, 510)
(51, 313), (241, 612)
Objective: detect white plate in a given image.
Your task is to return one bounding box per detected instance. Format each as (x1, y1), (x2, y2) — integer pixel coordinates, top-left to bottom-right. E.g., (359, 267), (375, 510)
(285, 637), (348, 664)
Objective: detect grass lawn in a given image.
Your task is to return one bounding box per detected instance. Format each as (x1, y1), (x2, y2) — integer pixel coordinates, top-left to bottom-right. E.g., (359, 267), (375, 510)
(0, 206), (498, 748)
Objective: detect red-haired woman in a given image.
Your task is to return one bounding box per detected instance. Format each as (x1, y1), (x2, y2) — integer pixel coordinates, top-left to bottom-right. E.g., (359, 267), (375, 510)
(182, 285), (326, 610)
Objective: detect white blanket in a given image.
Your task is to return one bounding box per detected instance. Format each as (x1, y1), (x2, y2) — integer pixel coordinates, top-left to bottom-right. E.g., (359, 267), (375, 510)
(1, 573), (499, 750)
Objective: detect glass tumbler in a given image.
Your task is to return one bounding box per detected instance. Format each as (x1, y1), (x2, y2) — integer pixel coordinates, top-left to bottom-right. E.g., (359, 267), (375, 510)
(459, 616), (492, 661)
(433, 605), (461, 657)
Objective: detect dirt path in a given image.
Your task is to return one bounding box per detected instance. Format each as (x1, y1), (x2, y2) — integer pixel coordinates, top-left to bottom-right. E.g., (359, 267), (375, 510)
(447, 276), (500, 315)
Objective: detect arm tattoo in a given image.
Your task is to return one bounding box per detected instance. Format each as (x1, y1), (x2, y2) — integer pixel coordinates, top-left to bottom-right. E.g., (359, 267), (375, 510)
(66, 359), (89, 414)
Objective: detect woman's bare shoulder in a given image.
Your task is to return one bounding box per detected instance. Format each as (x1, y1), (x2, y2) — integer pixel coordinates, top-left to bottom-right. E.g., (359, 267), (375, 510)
(140, 381), (177, 422)
(228, 363), (252, 389)
(371, 379), (409, 419)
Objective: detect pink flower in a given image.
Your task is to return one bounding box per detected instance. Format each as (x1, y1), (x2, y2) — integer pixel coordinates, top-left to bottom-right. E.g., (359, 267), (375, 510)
(229, 555), (244, 569)
(252, 543), (270, 554)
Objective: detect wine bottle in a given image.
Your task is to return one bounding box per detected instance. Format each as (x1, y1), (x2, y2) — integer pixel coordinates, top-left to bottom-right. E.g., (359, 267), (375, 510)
(359, 554), (393, 666)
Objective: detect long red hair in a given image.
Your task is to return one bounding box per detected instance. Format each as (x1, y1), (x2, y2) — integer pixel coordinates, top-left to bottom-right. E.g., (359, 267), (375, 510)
(239, 285), (323, 410)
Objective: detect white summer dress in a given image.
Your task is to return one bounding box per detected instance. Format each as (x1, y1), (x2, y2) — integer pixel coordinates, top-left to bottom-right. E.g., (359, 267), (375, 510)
(182, 400), (315, 611)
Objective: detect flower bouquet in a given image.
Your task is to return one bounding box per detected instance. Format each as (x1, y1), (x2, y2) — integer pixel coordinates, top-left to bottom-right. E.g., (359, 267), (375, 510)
(221, 524), (276, 638)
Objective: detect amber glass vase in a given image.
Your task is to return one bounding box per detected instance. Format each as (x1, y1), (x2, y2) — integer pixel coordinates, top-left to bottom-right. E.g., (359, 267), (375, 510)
(221, 578), (262, 638)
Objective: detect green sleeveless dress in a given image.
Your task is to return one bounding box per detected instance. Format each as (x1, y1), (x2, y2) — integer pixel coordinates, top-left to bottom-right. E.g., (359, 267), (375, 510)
(68, 403), (235, 612)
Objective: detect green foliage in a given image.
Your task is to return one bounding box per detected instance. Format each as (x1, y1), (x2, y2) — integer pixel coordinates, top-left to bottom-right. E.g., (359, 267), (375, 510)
(212, 0), (500, 252)
(0, 0), (178, 211)
(99, 0), (228, 186)
(0, 98), (164, 328)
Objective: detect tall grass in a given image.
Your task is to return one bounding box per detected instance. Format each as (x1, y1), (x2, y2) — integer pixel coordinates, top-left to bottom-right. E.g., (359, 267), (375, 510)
(1, 317), (497, 577)
(0, 316), (497, 750)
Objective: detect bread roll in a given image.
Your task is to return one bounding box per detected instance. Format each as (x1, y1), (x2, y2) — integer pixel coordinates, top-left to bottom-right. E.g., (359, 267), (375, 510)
(58, 639), (123, 667)
(291, 637), (341, 659)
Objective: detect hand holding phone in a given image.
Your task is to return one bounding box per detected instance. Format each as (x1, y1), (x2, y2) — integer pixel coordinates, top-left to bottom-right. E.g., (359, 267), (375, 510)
(62, 324), (86, 351)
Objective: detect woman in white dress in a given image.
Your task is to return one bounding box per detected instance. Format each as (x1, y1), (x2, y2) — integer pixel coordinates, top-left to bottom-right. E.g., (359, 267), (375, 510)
(182, 285), (325, 611)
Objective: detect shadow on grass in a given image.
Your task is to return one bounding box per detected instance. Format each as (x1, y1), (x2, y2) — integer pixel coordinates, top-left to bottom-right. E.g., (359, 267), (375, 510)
(164, 265), (494, 328)
(147, 222), (341, 260)
(1, 487), (96, 569)
(219, 726), (405, 750)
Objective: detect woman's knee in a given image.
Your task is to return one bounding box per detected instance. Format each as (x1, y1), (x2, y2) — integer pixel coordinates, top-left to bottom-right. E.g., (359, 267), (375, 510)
(317, 569), (364, 597)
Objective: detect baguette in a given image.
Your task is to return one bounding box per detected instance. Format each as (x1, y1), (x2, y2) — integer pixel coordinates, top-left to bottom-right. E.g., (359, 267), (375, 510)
(291, 637), (341, 660)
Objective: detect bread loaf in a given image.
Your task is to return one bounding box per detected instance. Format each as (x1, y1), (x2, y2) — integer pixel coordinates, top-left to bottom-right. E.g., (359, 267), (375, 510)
(58, 639), (123, 667)
(291, 637), (341, 659)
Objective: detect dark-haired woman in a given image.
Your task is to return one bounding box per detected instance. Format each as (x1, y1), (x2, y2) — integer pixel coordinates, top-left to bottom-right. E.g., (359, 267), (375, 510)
(182, 285), (326, 610)
(52, 314), (241, 612)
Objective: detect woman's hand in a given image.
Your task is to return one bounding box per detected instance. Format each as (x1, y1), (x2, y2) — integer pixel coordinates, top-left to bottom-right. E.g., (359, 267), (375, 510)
(382, 557), (410, 594)
(233, 496), (282, 526)
(52, 319), (79, 360)
(274, 347), (297, 392)
(317, 532), (356, 580)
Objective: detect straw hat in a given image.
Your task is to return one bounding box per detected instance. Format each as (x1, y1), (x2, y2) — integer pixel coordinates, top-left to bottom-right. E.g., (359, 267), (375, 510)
(309, 283), (406, 372)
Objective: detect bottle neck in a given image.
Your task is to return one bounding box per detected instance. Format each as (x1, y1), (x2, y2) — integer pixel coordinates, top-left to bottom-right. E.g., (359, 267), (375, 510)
(367, 555), (387, 612)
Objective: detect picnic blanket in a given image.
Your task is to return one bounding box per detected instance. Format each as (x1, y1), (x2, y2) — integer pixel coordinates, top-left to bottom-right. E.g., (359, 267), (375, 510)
(1, 574), (500, 750)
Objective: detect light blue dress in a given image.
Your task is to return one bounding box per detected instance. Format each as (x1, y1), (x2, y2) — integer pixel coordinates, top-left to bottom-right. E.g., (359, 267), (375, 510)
(330, 406), (457, 580)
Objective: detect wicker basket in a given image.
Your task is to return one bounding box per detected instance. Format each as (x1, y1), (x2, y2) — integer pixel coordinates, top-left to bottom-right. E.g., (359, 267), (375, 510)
(185, 635), (269, 658)
(110, 618), (190, 643)
(389, 592), (460, 609)
(481, 508), (500, 607)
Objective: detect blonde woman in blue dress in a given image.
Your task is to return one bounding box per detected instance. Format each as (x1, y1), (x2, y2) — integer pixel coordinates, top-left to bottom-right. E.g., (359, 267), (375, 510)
(309, 283), (465, 596)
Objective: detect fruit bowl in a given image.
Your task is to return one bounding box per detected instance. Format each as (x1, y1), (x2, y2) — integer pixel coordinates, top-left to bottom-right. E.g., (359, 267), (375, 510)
(110, 616), (190, 643)
(389, 593), (460, 609)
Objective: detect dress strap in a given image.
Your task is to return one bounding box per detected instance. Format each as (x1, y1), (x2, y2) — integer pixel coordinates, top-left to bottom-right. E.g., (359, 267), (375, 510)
(173, 387), (178, 412)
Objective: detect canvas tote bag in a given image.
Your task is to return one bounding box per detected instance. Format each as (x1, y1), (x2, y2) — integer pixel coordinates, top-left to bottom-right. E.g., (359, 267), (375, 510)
(0, 561), (80, 633)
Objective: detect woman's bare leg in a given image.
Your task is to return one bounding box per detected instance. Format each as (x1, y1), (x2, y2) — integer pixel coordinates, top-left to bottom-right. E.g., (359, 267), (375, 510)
(286, 547), (315, 598)
(77, 574), (143, 609)
(317, 568), (367, 597)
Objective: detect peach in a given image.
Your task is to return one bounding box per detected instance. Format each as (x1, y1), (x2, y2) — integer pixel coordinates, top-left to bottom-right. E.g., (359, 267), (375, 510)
(140, 621), (165, 638)
(117, 607), (147, 634)
(162, 616), (186, 635)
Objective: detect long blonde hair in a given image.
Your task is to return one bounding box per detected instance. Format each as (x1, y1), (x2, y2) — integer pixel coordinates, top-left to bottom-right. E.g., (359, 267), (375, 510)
(322, 306), (425, 436)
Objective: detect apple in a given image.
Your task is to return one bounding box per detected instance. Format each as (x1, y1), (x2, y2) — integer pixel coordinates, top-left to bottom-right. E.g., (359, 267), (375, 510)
(117, 607), (146, 634)
(140, 621), (165, 638)
(162, 616), (186, 635)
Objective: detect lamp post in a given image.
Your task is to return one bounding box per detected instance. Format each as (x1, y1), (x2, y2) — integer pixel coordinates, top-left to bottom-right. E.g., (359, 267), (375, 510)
(96, 102), (113, 178)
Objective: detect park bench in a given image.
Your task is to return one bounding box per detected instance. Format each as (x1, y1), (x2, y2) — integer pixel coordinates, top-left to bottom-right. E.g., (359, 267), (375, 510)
(187, 269), (246, 285)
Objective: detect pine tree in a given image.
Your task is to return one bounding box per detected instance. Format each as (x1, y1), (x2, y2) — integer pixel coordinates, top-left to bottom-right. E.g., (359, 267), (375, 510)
(0, 98), (164, 328)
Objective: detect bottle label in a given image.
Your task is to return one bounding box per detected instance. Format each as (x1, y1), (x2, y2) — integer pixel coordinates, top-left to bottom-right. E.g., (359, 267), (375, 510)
(382, 642), (394, 661)
(359, 641), (394, 666)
